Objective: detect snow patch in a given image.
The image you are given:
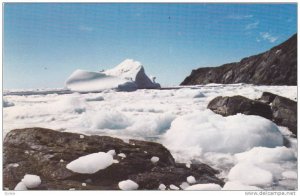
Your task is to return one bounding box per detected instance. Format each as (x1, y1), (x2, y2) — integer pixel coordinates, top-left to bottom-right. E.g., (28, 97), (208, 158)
(66, 152), (113, 174)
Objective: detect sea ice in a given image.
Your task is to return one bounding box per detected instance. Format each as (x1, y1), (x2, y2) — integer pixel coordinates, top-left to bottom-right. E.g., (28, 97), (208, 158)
(151, 156), (159, 163)
(118, 179), (139, 190)
(228, 163), (273, 186)
(187, 176), (196, 184)
(222, 181), (262, 190)
(65, 59), (160, 92)
(158, 184), (166, 190)
(184, 183), (222, 190)
(66, 152), (113, 174)
(14, 182), (27, 190)
(282, 171), (297, 179)
(21, 174), (42, 188)
(163, 110), (283, 154)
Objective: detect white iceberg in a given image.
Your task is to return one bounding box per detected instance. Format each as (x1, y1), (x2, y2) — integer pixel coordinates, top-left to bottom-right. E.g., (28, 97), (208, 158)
(65, 59), (160, 92)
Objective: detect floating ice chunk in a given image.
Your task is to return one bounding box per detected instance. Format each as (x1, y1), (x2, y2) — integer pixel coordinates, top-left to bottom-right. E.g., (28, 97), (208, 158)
(113, 160), (119, 163)
(222, 181), (262, 190)
(158, 184), (166, 190)
(60, 159), (64, 163)
(118, 153), (126, 158)
(228, 163), (273, 186)
(163, 110), (283, 154)
(118, 179), (139, 190)
(80, 135), (85, 139)
(185, 183), (222, 190)
(180, 182), (189, 190)
(187, 176), (196, 184)
(22, 174), (41, 188)
(66, 152), (113, 174)
(107, 150), (116, 156)
(82, 183), (87, 187)
(151, 156), (159, 163)
(14, 182), (27, 190)
(282, 171), (297, 179)
(169, 184), (179, 190)
(235, 146), (296, 164)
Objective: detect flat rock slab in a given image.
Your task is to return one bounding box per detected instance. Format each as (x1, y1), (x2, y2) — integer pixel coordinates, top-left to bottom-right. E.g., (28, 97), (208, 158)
(3, 127), (223, 190)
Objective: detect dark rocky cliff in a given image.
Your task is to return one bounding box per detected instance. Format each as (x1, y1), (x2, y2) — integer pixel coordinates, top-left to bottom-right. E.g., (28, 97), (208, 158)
(181, 34), (297, 85)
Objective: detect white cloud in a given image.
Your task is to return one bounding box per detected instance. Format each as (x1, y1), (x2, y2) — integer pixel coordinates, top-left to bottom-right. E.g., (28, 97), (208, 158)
(245, 21), (259, 30)
(227, 14), (253, 20)
(79, 25), (93, 32)
(260, 32), (278, 43)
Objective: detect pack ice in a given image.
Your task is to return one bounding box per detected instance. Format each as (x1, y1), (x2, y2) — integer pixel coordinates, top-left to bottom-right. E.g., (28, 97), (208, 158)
(65, 59), (160, 92)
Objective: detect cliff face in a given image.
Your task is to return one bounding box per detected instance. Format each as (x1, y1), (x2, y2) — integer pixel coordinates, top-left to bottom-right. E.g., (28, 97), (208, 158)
(181, 34), (297, 86)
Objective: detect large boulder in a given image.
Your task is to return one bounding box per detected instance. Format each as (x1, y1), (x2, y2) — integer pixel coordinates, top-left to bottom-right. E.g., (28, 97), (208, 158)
(207, 93), (297, 136)
(207, 95), (273, 120)
(3, 128), (223, 190)
(270, 94), (297, 135)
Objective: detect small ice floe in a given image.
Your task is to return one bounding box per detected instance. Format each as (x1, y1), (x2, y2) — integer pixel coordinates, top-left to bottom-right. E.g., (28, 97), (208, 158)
(66, 152), (113, 174)
(118, 153), (126, 159)
(144, 151), (147, 154)
(158, 184), (166, 190)
(185, 183), (222, 190)
(169, 184), (179, 190)
(60, 159), (64, 163)
(14, 182), (27, 190)
(187, 176), (196, 184)
(118, 179), (139, 190)
(151, 156), (159, 163)
(22, 174), (42, 188)
(69, 188), (76, 190)
(80, 135), (85, 139)
(82, 183), (87, 187)
(8, 163), (19, 168)
(113, 160), (119, 163)
(180, 182), (189, 190)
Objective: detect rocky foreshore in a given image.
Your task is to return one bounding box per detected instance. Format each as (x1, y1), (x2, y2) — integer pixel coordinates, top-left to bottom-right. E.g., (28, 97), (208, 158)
(3, 127), (224, 190)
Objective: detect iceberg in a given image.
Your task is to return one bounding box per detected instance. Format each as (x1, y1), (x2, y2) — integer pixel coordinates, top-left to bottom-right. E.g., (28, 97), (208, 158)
(65, 59), (160, 92)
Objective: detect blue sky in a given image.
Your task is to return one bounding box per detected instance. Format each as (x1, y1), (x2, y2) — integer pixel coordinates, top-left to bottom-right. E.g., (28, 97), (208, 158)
(4, 3), (297, 89)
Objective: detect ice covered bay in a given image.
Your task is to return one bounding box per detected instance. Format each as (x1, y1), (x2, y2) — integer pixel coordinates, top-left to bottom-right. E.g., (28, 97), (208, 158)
(3, 84), (297, 190)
